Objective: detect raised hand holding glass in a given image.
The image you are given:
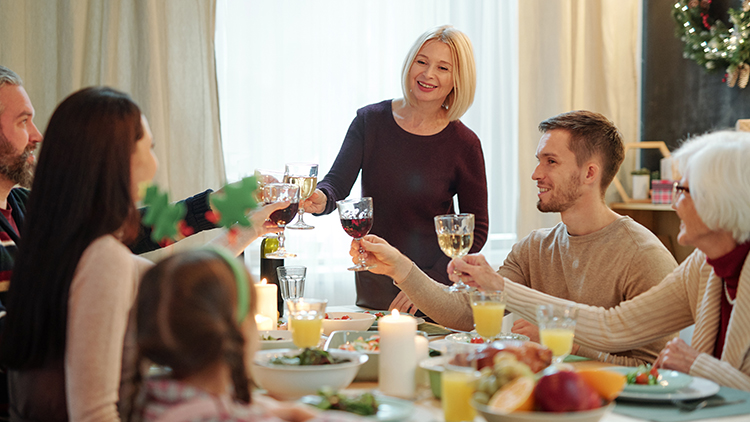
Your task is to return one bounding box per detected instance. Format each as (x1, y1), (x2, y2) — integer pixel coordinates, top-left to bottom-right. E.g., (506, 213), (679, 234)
(434, 213), (475, 293)
(263, 183), (299, 258)
(337, 197), (375, 271)
(284, 163), (318, 230)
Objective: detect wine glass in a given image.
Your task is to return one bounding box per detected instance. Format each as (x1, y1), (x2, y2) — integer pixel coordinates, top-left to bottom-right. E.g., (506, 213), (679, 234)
(537, 304), (578, 364)
(434, 213), (475, 293)
(469, 290), (506, 343)
(254, 168), (285, 202)
(284, 163), (318, 230)
(263, 183), (300, 258)
(287, 298), (327, 349)
(336, 197), (375, 271)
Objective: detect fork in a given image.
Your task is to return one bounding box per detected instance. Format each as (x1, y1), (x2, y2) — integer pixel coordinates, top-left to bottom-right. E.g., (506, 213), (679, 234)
(671, 398), (745, 412)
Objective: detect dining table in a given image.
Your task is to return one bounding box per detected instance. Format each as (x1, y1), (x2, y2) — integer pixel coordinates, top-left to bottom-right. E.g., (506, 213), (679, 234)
(312, 305), (750, 422)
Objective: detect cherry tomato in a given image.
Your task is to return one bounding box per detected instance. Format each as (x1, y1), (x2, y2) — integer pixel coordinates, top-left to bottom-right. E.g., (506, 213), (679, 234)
(469, 337), (485, 344)
(650, 365), (659, 379)
(635, 373), (650, 384)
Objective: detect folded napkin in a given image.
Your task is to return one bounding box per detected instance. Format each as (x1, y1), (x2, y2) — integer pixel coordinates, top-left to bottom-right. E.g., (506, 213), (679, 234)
(613, 386), (750, 422)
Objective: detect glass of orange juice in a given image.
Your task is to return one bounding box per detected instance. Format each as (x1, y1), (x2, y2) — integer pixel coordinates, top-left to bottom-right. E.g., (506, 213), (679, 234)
(537, 304), (578, 363)
(287, 298), (327, 349)
(469, 290), (506, 342)
(441, 344), (479, 422)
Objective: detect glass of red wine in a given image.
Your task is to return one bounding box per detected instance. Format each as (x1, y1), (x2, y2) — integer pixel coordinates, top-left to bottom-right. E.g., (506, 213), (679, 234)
(336, 197), (375, 271)
(263, 183), (300, 258)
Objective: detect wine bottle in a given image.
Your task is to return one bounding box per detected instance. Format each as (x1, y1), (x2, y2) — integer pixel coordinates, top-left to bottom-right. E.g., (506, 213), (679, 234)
(260, 236), (284, 316)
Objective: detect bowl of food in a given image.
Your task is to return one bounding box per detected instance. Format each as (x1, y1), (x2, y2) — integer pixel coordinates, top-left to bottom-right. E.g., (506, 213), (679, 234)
(325, 330), (381, 381)
(252, 348), (368, 400)
(447, 332), (530, 346)
(259, 330), (294, 350)
(473, 400), (614, 422)
(322, 312), (376, 335)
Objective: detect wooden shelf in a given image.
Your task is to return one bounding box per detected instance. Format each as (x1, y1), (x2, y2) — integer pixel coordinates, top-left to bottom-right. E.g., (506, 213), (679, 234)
(609, 202), (674, 212)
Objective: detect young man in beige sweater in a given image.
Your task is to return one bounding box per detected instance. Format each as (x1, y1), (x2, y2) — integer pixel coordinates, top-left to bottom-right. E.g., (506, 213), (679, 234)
(363, 110), (678, 365)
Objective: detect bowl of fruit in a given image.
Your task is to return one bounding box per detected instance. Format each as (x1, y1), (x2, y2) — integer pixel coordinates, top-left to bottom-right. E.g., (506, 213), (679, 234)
(471, 345), (624, 422)
(321, 312), (377, 336)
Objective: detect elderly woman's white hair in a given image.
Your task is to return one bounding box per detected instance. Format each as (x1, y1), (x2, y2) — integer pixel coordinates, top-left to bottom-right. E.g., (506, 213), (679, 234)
(673, 130), (750, 243)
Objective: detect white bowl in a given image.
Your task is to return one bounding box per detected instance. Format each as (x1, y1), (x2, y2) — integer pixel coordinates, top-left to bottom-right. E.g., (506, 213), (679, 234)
(322, 312), (376, 335)
(252, 349), (368, 400)
(324, 330), (380, 381)
(472, 400), (614, 422)
(259, 330), (294, 350)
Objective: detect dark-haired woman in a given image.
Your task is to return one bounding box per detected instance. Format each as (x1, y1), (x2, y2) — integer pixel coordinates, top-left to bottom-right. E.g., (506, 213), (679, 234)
(0, 87), (283, 421)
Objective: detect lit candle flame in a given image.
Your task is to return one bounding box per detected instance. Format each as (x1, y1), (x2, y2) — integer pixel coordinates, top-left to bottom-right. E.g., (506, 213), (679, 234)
(259, 278), (267, 285)
(391, 309), (399, 318)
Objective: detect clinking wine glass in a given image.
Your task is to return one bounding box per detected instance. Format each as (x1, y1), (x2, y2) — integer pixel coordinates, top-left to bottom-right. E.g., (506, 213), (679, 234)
(434, 213), (475, 293)
(469, 290), (506, 342)
(336, 197), (375, 271)
(284, 163), (318, 230)
(537, 304), (578, 364)
(263, 183), (300, 258)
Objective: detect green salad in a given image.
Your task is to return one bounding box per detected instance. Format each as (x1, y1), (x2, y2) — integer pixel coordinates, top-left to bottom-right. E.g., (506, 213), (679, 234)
(313, 388), (379, 416)
(269, 348), (350, 366)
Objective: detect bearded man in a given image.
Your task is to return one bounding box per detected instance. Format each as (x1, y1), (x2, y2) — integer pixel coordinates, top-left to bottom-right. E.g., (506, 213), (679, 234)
(385, 110), (679, 365)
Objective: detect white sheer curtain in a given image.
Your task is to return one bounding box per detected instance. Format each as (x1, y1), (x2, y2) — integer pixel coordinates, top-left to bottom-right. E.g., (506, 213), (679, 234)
(215, 0), (518, 306)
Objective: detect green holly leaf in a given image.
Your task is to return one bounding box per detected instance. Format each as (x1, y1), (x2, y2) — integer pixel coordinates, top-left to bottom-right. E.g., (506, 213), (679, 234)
(142, 185), (187, 242)
(210, 176), (259, 227)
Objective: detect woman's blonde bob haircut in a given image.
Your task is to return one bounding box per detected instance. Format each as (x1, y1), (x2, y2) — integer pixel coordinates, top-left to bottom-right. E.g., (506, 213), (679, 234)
(401, 25), (476, 122)
(673, 130), (750, 243)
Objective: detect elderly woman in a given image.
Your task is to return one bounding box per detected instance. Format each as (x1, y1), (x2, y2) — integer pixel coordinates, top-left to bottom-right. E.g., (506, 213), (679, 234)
(354, 130), (750, 390)
(303, 25), (489, 312)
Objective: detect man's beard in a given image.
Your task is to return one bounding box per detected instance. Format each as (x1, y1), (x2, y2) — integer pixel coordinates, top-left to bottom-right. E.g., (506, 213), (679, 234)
(536, 172), (583, 213)
(0, 131), (35, 189)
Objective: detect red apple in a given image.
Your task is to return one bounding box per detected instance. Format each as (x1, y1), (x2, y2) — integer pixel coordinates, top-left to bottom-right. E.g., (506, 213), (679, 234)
(534, 371), (602, 412)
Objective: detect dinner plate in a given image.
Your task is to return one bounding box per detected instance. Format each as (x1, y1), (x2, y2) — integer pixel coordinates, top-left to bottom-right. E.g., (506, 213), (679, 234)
(300, 394), (414, 422)
(615, 376), (720, 402)
(609, 366), (693, 394)
(361, 310), (425, 327)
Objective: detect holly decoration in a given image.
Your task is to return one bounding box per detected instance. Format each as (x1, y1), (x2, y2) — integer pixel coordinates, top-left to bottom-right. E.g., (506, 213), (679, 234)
(141, 185), (187, 244)
(141, 176), (260, 245)
(672, 0), (750, 88)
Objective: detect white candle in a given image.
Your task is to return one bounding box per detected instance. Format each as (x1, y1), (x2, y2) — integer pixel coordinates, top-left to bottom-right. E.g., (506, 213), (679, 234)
(379, 310), (417, 399)
(255, 314), (274, 331)
(414, 335), (429, 387)
(255, 279), (278, 325)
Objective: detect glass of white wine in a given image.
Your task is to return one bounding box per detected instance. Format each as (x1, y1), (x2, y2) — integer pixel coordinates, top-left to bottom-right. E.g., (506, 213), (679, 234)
(284, 163), (318, 230)
(434, 213), (475, 293)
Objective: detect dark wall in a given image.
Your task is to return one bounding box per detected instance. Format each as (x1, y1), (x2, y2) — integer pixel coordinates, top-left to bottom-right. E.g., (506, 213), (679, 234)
(641, 0), (750, 158)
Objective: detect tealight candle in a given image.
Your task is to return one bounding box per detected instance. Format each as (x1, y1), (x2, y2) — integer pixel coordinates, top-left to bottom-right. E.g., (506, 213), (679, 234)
(379, 309), (417, 399)
(255, 314), (274, 331)
(256, 279), (278, 325)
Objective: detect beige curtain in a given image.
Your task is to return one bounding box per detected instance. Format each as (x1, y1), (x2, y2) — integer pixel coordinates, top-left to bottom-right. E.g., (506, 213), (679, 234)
(517, 0), (641, 236)
(0, 0), (224, 253)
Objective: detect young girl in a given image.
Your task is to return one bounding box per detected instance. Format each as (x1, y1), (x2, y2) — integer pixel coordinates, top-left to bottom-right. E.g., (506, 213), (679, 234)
(130, 248), (362, 422)
(0, 87), (283, 421)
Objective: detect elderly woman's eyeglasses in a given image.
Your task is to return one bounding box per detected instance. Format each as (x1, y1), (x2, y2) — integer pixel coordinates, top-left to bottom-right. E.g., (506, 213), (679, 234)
(672, 182), (690, 204)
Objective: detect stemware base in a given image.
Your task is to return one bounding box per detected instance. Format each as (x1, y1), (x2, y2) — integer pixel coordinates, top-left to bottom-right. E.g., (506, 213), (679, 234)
(348, 264), (376, 272)
(287, 222), (315, 230)
(444, 283), (475, 293)
(266, 250), (297, 259)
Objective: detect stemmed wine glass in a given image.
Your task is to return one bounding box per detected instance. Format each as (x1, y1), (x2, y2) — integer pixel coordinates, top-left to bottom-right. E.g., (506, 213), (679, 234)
(470, 290), (506, 343)
(263, 183), (300, 258)
(284, 163), (318, 230)
(336, 197), (375, 271)
(434, 213), (475, 293)
(537, 304), (578, 364)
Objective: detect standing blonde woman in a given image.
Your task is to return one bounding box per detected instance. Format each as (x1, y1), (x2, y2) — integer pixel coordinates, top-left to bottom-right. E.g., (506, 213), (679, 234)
(305, 25), (489, 312)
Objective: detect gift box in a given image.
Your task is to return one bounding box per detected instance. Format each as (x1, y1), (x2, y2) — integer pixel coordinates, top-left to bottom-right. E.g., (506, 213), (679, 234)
(651, 180), (673, 204)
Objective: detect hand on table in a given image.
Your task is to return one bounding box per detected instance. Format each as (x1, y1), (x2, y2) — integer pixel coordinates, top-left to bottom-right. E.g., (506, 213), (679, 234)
(512, 319), (540, 343)
(448, 254), (505, 291)
(389, 291), (418, 314)
(654, 338), (699, 374)
(350, 235), (412, 283)
(302, 189), (327, 214)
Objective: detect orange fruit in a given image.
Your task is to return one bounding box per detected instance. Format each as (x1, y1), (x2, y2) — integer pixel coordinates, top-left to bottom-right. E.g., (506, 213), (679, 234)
(488, 376), (535, 413)
(576, 369), (626, 401)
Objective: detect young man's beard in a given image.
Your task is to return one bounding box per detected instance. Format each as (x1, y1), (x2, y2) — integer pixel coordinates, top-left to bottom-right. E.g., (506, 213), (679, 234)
(536, 173), (583, 213)
(0, 132), (35, 189)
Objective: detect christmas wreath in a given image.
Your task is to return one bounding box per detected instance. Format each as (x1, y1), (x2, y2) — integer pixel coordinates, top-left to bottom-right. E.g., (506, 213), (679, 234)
(672, 0), (750, 88)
